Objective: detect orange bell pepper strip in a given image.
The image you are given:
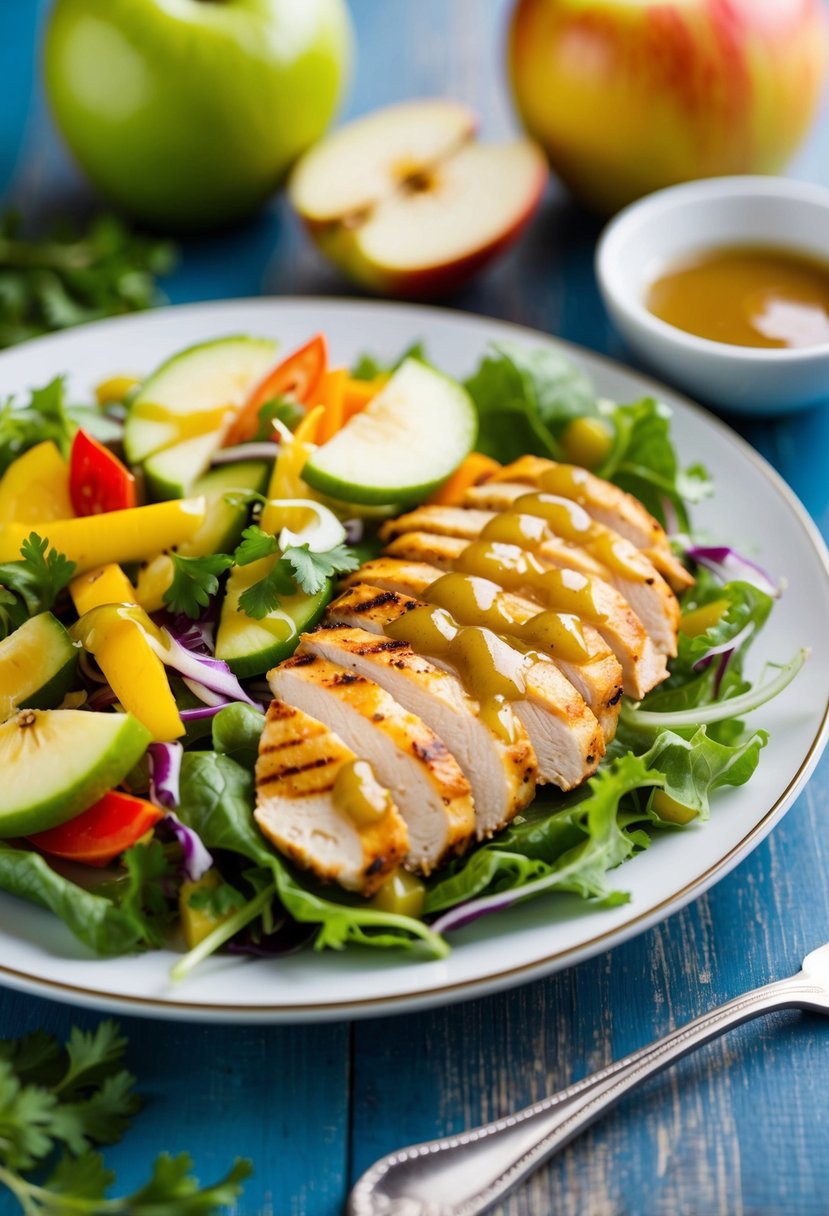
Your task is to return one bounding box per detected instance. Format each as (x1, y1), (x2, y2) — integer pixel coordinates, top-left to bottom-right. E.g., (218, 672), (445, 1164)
(342, 375), (386, 421)
(428, 453), (502, 506)
(27, 790), (164, 867)
(315, 368), (349, 444)
(223, 333), (328, 446)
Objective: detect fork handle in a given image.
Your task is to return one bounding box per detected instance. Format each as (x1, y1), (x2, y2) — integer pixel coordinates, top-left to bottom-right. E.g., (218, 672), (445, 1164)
(348, 972), (825, 1216)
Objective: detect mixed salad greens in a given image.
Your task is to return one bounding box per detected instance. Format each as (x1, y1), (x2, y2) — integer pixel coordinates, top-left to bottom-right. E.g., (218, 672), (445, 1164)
(0, 333), (804, 974)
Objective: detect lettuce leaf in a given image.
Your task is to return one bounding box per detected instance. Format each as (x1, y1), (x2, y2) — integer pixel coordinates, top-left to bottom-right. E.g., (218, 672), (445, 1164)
(0, 846), (149, 956)
(464, 342), (711, 528)
(425, 725), (766, 933)
(464, 341), (598, 464)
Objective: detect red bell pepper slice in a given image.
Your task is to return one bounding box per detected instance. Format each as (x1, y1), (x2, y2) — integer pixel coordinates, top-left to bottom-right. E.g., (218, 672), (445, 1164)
(223, 333), (328, 446)
(69, 428), (138, 515)
(27, 790), (164, 867)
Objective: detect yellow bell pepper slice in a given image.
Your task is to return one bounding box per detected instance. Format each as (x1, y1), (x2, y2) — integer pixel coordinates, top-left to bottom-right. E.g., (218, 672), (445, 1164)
(0, 442), (74, 524)
(95, 375), (141, 406)
(70, 564), (137, 617)
(0, 497), (206, 570)
(134, 555), (175, 614)
(72, 603), (184, 742)
(262, 406), (324, 523)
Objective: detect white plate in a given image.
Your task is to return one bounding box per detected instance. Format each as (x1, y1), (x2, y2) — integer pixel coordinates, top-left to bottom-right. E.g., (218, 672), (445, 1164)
(1, 298), (827, 1023)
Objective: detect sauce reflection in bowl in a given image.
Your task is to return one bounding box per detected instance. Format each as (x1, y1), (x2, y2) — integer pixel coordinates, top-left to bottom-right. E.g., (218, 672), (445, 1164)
(596, 177), (829, 415)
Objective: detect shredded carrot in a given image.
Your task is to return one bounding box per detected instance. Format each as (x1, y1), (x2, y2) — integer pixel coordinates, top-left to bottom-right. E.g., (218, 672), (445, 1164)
(427, 453), (502, 506)
(315, 369), (349, 444)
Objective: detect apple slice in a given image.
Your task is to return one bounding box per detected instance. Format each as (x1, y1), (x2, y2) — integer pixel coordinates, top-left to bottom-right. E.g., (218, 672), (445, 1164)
(289, 99), (547, 297)
(291, 99), (477, 224)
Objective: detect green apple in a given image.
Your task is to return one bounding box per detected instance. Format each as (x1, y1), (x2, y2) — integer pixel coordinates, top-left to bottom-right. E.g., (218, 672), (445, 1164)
(0, 614), (79, 722)
(0, 709), (151, 838)
(44, 0), (353, 229)
(302, 359), (477, 504)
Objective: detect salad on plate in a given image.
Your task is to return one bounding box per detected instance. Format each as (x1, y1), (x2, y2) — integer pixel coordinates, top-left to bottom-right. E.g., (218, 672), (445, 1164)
(0, 330), (804, 978)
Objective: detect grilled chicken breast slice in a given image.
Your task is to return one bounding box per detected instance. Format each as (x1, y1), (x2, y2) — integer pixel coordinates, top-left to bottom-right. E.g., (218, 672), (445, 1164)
(324, 586), (605, 790)
(269, 654), (475, 874)
(382, 531), (667, 700)
(472, 456), (694, 592)
(381, 503), (680, 656)
(341, 562), (623, 741)
(299, 623), (536, 837)
(255, 700), (408, 896)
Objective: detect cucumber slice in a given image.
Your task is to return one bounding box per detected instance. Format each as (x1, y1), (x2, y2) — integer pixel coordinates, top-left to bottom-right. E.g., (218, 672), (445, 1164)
(0, 709), (151, 838)
(143, 433), (224, 500)
(0, 613), (78, 721)
(215, 561), (331, 678)
(179, 461), (271, 556)
(124, 335), (277, 465)
(301, 359), (477, 505)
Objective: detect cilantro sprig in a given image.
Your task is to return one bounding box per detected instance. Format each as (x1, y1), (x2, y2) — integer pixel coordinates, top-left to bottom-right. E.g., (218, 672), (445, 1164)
(162, 552), (234, 620)
(0, 533), (76, 640)
(0, 213), (175, 350)
(0, 1020), (251, 1214)
(233, 526), (359, 620)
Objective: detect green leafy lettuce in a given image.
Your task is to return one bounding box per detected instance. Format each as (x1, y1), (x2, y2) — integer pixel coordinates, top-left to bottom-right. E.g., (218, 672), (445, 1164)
(464, 340), (711, 528)
(425, 726), (767, 931)
(171, 752), (447, 977)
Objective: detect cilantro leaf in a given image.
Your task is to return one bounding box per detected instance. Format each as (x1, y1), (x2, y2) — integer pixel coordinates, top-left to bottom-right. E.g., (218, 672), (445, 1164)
(44, 1150), (114, 1201)
(0, 212), (176, 351)
(162, 552), (233, 619)
(236, 559), (296, 620)
(0, 377), (75, 475)
(123, 1152), (252, 1214)
(234, 535), (359, 619)
(283, 542), (360, 596)
(233, 525), (279, 566)
(0, 1058), (59, 1169)
(0, 1019), (252, 1215)
(54, 1023), (131, 1100)
(0, 533), (76, 637)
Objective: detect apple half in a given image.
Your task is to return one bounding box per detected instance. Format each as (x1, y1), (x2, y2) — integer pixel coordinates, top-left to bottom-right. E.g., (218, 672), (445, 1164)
(289, 100), (548, 297)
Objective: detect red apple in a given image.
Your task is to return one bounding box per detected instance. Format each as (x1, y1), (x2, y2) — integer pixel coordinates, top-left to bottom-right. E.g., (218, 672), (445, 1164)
(508, 0), (829, 214)
(289, 100), (548, 297)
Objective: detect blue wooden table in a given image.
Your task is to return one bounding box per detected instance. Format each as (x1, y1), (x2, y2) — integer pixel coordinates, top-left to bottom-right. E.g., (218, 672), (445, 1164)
(2, 3), (829, 1213)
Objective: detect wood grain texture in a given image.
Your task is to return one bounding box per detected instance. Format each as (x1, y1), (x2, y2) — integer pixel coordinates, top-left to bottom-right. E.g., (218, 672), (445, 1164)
(2, 1), (829, 1214)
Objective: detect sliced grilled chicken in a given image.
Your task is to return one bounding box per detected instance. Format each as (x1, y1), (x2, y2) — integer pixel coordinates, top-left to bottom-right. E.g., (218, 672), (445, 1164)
(472, 455), (694, 592)
(382, 532), (667, 699)
(269, 653), (475, 874)
(323, 586), (606, 790)
(380, 506), (494, 544)
(380, 502), (680, 656)
(255, 700), (408, 896)
(340, 563), (623, 741)
(298, 624), (536, 836)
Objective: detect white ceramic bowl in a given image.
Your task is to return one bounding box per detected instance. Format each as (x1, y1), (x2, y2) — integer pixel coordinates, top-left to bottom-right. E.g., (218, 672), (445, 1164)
(596, 176), (829, 415)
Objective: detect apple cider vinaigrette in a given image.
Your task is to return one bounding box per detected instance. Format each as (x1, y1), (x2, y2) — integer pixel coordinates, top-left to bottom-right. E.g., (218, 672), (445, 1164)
(375, 481), (658, 728)
(646, 245), (829, 349)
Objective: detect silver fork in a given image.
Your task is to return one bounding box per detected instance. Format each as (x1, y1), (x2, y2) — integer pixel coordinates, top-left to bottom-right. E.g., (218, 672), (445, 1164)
(348, 942), (829, 1216)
